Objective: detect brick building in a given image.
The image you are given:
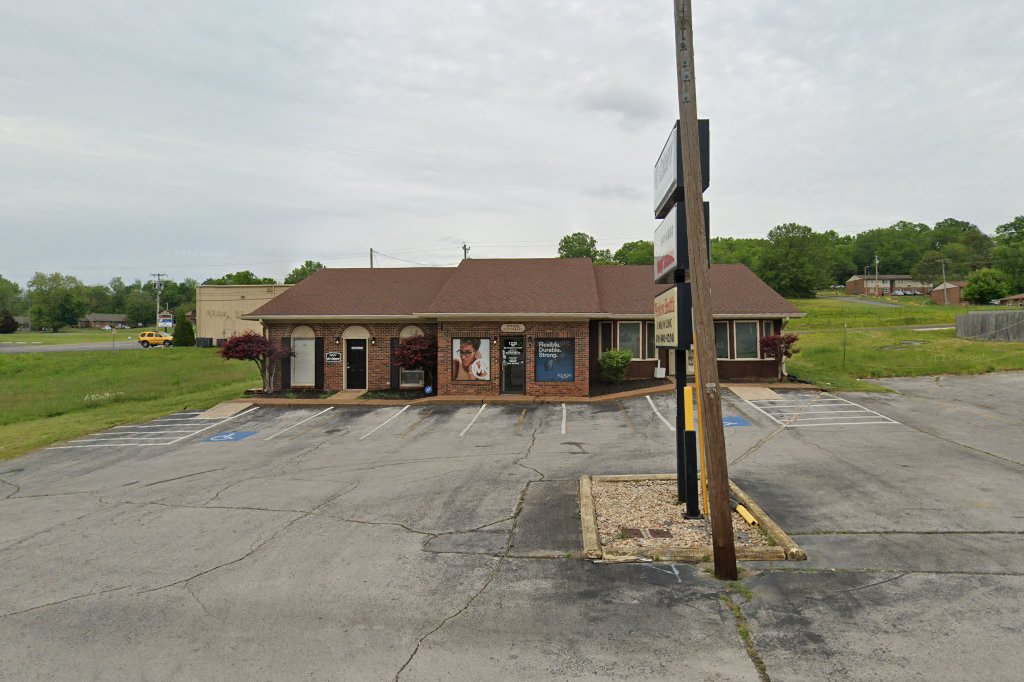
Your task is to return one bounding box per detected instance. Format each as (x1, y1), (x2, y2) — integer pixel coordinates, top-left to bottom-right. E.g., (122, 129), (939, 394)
(930, 281), (967, 305)
(846, 274), (932, 296)
(243, 259), (802, 397)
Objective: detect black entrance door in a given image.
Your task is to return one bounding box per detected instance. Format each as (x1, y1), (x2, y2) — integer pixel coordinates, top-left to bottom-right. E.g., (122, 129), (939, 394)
(346, 339), (367, 390)
(501, 337), (526, 394)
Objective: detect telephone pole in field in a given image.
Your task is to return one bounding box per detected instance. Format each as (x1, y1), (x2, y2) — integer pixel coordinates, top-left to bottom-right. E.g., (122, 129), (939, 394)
(672, 0), (737, 579)
(150, 273), (166, 326)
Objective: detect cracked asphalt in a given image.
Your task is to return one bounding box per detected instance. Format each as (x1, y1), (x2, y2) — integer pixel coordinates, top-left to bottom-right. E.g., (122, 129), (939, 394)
(2, 375), (1024, 680)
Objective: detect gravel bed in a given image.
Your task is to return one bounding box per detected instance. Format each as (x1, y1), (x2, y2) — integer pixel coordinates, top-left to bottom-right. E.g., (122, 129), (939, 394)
(591, 479), (768, 556)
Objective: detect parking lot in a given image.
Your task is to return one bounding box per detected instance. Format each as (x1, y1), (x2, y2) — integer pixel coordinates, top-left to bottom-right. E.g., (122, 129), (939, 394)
(2, 375), (1024, 680)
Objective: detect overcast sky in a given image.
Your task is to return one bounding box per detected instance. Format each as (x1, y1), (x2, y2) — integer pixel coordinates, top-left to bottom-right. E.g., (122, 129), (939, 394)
(2, 1), (1022, 287)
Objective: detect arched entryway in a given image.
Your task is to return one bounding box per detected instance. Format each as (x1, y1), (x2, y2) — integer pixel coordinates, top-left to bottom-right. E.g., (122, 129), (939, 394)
(290, 326), (316, 387)
(342, 326), (370, 390)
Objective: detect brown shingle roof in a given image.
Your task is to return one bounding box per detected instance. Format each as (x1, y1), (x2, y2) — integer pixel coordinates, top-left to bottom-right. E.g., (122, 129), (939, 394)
(246, 259), (800, 319)
(594, 263), (801, 317)
(247, 267), (454, 317)
(423, 258), (601, 314)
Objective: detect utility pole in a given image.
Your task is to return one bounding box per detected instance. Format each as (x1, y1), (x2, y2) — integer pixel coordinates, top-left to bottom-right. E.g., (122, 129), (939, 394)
(673, 0), (737, 580)
(940, 259), (949, 305)
(370, 248), (374, 269)
(150, 273), (166, 328)
(874, 254), (880, 296)
(462, 243), (471, 260)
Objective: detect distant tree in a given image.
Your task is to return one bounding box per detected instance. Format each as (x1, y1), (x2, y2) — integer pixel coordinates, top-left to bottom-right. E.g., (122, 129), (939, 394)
(993, 216), (1024, 293)
(760, 333), (800, 382)
(202, 271), (276, 285)
(912, 251), (947, 284)
(220, 331), (293, 394)
(995, 215), (1024, 243)
(0, 275), (24, 315)
(557, 232), (613, 263)
(177, 278), (198, 308)
(125, 290), (156, 326)
(710, 237), (765, 271)
(173, 309), (196, 347)
(27, 272), (86, 332)
(284, 260), (325, 284)
(391, 334), (438, 388)
(108, 277), (129, 314)
(962, 268), (1011, 304)
(0, 308), (17, 334)
(82, 284), (113, 313)
(757, 224), (830, 297)
(612, 241), (654, 265)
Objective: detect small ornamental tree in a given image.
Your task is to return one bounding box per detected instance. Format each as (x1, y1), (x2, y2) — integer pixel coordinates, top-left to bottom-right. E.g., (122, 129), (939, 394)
(391, 334), (438, 388)
(173, 309), (196, 346)
(0, 308), (17, 334)
(219, 331), (294, 394)
(759, 333), (800, 382)
(598, 349), (633, 384)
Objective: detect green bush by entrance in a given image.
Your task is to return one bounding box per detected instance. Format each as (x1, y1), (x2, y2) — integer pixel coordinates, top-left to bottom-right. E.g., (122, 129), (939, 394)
(598, 349), (633, 384)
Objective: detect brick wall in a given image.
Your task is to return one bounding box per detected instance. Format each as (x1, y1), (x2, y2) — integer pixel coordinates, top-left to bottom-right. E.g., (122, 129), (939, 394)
(265, 322), (437, 392)
(436, 320), (590, 397)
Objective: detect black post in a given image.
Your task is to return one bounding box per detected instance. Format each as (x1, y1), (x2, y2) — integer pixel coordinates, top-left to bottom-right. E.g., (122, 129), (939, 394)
(675, 346), (687, 503)
(684, 426), (700, 518)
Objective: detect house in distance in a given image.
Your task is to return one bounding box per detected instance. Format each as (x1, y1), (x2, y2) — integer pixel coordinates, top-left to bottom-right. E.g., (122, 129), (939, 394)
(242, 258), (802, 397)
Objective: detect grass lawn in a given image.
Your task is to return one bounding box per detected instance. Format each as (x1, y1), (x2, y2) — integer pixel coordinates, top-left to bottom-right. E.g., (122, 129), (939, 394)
(0, 328), (152, 345)
(0, 348), (259, 461)
(786, 297), (1024, 390)
(787, 297), (992, 331)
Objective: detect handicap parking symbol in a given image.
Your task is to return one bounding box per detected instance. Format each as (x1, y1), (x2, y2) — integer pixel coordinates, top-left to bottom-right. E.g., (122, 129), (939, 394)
(722, 416), (751, 428)
(204, 431), (257, 443)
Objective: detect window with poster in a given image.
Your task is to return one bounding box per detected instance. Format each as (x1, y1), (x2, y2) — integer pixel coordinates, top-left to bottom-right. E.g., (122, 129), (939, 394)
(451, 337), (491, 381)
(535, 338), (575, 382)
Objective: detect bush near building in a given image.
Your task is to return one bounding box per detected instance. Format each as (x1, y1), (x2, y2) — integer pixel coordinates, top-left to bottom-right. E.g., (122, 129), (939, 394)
(599, 349), (633, 384)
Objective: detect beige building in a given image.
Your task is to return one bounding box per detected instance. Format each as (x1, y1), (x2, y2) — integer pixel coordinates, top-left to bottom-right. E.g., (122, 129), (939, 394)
(196, 284), (292, 344)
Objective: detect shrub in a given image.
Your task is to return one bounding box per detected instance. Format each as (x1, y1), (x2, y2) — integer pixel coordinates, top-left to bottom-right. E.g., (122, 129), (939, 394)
(173, 310), (196, 347)
(599, 349), (633, 383)
(391, 334), (438, 387)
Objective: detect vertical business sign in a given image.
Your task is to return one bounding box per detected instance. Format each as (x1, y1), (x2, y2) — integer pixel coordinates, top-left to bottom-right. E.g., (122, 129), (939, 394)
(654, 284), (693, 349)
(654, 122), (681, 220)
(654, 205), (680, 284)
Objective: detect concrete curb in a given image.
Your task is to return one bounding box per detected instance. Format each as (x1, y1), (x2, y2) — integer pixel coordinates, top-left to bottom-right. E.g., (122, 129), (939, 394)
(578, 474), (805, 563)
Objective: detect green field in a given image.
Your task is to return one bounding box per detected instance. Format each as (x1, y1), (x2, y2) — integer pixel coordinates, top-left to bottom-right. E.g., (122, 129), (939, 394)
(786, 297), (1024, 390)
(0, 328), (154, 345)
(787, 297), (992, 331)
(0, 348), (259, 460)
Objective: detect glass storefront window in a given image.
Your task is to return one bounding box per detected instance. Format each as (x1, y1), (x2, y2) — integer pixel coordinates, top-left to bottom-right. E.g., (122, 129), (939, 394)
(735, 321), (758, 359)
(618, 322), (641, 359)
(714, 322), (729, 359)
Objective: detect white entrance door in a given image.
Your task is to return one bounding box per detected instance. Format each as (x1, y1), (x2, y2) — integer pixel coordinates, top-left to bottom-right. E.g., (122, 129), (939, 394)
(292, 338), (315, 386)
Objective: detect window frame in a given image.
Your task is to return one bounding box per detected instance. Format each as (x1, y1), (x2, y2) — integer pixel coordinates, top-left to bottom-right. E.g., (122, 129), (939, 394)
(733, 320), (760, 360)
(645, 321), (655, 359)
(714, 321), (730, 359)
(617, 321), (642, 361)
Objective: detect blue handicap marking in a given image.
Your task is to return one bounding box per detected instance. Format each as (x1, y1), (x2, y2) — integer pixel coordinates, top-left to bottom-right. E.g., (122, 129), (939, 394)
(722, 416), (751, 428)
(204, 431), (257, 443)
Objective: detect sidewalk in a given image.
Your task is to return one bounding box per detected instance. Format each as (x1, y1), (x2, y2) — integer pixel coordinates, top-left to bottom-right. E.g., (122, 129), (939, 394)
(231, 378), (819, 408)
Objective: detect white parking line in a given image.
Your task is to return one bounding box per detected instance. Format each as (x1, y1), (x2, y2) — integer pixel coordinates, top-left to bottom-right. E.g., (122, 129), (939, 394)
(646, 395), (675, 431)
(47, 406), (262, 449)
(744, 393), (898, 428)
(459, 404), (487, 437)
(359, 405), (410, 440)
(265, 407), (335, 441)
(561, 403), (567, 435)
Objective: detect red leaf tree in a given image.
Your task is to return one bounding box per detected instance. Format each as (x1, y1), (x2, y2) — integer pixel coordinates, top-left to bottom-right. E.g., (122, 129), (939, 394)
(220, 331), (294, 394)
(759, 333), (800, 382)
(391, 334), (438, 388)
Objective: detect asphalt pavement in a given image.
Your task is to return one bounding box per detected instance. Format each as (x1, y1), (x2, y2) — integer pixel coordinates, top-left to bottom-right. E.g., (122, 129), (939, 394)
(0, 340), (142, 354)
(1, 375), (1023, 680)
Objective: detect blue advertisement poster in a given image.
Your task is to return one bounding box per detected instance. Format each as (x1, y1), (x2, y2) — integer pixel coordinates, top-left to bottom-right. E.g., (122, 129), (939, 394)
(535, 339), (575, 382)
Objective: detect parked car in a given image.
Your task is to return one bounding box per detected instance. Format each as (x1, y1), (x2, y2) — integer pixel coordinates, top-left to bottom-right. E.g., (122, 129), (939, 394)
(138, 331), (173, 347)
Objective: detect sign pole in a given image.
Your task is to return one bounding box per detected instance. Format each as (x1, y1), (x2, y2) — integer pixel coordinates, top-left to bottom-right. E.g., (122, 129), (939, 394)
(672, 0), (737, 580)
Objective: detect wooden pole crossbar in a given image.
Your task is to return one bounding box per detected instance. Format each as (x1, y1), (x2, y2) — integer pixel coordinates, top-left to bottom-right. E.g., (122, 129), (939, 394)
(672, 0), (737, 580)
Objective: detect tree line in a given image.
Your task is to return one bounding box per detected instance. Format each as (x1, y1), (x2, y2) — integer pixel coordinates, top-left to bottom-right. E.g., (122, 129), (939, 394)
(557, 215), (1024, 298)
(0, 260), (325, 332)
